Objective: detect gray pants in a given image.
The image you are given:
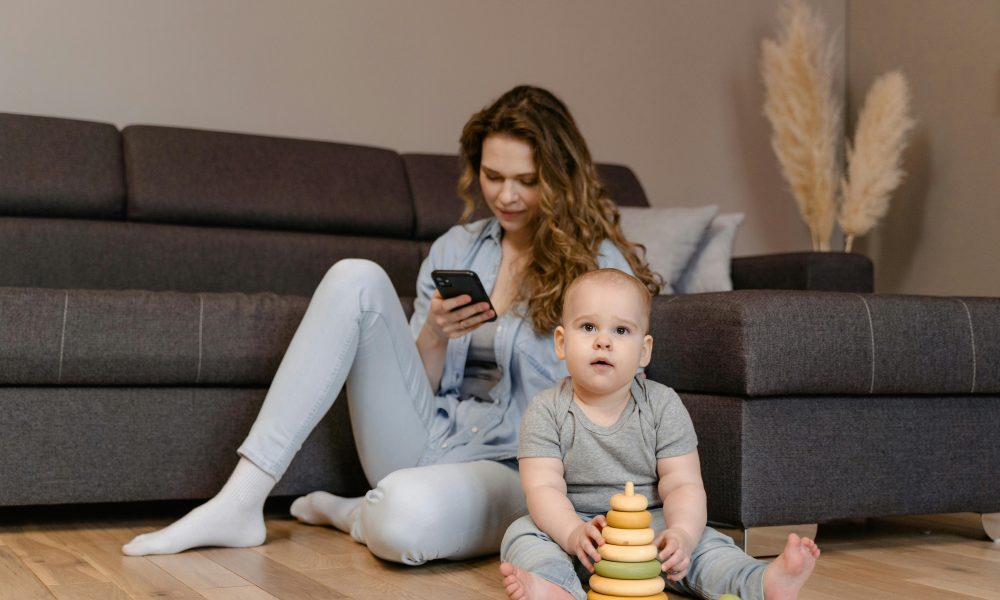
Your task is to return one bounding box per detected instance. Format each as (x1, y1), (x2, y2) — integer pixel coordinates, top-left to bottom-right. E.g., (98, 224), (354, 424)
(501, 511), (766, 600)
(237, 259), (526, 564)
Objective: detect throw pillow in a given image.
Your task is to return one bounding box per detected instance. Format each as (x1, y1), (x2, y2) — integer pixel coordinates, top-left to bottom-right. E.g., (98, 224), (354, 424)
(617, 205), (719, 294)
(675, 212), (745, 294)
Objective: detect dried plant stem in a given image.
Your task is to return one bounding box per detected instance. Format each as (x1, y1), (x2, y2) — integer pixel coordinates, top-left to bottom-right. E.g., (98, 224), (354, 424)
(839, 71), (915, 251)
(761, 0), (840, 251)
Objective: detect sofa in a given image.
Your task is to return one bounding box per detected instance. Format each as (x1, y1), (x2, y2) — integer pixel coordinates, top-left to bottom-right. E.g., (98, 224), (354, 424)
(1, 111), (996, 548)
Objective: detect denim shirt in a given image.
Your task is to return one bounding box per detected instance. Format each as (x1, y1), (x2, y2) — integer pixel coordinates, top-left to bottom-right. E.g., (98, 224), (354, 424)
(409, 217), (635, 467)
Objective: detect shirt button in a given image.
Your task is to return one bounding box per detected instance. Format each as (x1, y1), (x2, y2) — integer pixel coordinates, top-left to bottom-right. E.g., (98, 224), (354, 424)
(441, 442), (448, 448)
(471, 427), (479, 433)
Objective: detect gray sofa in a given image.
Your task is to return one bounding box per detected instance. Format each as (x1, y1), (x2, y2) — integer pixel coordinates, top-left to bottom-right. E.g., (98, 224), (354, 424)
(3, 111), (994, 547)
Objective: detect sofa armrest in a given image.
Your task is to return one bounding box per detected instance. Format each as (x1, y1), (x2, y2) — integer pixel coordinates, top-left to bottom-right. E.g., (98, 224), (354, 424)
(647, 290), (1000, 396)
(731, 252), (873, 292)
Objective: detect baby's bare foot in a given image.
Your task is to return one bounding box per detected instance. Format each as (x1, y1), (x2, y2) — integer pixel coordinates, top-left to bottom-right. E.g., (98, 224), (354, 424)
(762, 533), (820, 600)
(499, 562), (574, 600)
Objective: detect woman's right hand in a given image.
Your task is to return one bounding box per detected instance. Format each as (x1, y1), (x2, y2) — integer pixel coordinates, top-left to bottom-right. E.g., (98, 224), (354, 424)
(424, 290), (496, 342)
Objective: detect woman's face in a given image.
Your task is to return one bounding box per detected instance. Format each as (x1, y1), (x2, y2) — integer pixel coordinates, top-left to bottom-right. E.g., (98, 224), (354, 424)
(479, 134), (542, 240)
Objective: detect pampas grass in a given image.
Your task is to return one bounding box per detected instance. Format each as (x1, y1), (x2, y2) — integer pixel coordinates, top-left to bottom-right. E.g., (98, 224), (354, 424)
(761, 0), (840, 251)
(839, 71), (915, 252)
(761, 0), (914, 252)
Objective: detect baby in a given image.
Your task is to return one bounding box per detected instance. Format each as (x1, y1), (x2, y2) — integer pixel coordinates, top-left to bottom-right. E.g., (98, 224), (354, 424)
(499, 268), (820, 600)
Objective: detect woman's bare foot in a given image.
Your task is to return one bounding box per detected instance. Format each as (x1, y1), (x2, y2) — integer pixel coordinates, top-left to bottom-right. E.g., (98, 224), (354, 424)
(762, 533), (821, 600)
(499, 562), (574, 600)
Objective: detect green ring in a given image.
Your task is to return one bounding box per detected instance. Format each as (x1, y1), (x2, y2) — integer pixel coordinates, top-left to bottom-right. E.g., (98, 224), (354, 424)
(593, 558), (661, 580)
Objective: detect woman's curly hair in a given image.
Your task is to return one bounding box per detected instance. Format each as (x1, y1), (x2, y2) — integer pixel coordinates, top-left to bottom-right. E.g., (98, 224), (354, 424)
(457, 85), (661, 335)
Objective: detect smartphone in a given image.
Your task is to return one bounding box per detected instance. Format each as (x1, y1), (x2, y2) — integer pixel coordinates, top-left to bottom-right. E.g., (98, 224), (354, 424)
(431, 270), (497, 322)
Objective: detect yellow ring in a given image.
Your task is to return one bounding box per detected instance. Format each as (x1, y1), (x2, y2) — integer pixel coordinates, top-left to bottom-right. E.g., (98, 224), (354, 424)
(587, 592), (667, 600)
(602, 526), (654, 546)
(610, 492), (648, 512)
(589, 574), (665, 596)
(598, 543), (658, 562)
(606, 509), (652, 529)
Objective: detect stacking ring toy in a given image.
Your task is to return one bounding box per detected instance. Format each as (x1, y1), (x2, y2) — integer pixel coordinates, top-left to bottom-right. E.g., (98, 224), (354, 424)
(602, 526), (654, 546)
(606, 508), (652, 529)
(589, 574), (665, 596)
(587, 592), (667, 600)
(598, 543), (658, 562)
(594, 558), (662, 580)
(610, 481), (648, 512)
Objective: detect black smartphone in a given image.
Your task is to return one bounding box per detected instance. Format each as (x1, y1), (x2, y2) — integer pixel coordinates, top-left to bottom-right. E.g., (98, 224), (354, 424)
(431, 270), (497, 322)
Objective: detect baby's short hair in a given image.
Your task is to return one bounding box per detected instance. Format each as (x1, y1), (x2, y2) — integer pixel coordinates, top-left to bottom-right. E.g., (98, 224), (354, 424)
(561, 268), (653, 330)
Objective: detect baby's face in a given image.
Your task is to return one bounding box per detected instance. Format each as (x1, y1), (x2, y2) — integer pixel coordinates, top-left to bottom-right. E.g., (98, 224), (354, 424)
(555, 280), (653, 402)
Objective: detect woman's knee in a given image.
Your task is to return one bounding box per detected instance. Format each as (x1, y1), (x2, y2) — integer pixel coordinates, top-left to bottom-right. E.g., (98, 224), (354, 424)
(357, 469), (452, 565)
(315, 259), (392, 301)
(358, 463), (520, 564)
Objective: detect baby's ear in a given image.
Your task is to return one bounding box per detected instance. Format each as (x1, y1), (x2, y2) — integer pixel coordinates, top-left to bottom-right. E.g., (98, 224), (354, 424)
(554, 325), (567, 360)
(639, 333), (653, 368)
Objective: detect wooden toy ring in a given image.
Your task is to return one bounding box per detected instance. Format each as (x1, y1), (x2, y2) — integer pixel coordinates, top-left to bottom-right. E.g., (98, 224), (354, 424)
(589, 574), (665, 596)
(598, 543), (658, 562)
(587, 591), (667, 600)
(602, 526), (654, 546)
(594, 558), (662, 580)
(610, 481), (648, 512)
(606, 509), (652, 529)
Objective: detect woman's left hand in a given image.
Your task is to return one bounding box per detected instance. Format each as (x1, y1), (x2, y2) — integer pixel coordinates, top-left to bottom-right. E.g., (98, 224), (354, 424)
(655, 527), (694, 581)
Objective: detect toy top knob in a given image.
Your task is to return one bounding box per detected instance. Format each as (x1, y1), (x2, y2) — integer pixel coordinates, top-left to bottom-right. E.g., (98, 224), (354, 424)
(610, 481), (648, 512)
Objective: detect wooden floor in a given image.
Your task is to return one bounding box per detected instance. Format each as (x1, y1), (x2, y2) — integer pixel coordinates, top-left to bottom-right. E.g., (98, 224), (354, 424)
(1, 502), (998, 600)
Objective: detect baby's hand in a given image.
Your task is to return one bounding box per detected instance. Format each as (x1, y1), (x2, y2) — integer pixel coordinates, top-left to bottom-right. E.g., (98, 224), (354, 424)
(568, 515), (607, 572)
(655, 528), (694, 581)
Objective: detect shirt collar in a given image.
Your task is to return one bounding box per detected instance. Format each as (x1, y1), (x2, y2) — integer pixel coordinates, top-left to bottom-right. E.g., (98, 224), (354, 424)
(482, 217), (502, 243)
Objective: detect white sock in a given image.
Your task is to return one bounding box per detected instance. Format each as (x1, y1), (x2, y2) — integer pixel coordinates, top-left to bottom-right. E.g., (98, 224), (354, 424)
(121, 457), (276, 556)
(290, 491), (363, 533)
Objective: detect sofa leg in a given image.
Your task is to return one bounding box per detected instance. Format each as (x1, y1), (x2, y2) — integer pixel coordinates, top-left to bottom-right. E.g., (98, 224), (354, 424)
(718, 523), (819, 558)
(984, 513), (1000, 542)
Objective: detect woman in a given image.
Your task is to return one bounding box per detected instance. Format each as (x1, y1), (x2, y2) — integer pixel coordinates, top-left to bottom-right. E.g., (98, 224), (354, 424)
(122, 85), (660, 564)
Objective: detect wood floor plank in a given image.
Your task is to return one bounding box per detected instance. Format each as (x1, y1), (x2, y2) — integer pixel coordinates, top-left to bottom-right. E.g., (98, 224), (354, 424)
(198, 587), (281, 600)
(0, 545), (55, 600)
(202, 547), (348, 600)
(805, 552), (976, 600)
(252, 536), (343, 571)
(47, 581), (132, 600)
(3, 532), (111, 587)
(305, 566), (429, 600)
(908, 576), (1000, 600)
(147, 552), (250, 591)
(842, 544), (1000, 591)
(64, 541), (205, 600)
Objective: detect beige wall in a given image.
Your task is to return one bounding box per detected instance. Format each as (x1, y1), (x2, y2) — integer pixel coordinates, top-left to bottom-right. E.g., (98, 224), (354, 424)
(848, 0), (1000, 296)
(0, 0), (848, 258)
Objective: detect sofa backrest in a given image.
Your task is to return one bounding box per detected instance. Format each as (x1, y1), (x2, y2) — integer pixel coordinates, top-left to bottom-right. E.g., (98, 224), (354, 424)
(123, 125), (414, 237)
(0, 111), (649, 298)
(0, 113), (125, 218)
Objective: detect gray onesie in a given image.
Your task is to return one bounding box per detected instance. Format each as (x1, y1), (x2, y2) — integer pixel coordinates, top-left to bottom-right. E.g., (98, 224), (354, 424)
(517, 375), (698, 514)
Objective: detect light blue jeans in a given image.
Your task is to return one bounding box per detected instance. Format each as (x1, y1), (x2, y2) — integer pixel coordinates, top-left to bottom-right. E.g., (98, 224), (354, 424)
(237, 259), (526, 564)
(501, 511), (766, 600)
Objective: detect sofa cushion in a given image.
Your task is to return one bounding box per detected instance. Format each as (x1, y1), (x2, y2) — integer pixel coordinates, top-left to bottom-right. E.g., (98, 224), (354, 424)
(0, 112), (125, 218)
(0, 387), (367, 505)
(403, 153), (650, 240)
(0, 287), (295, 385)
(0, 217), (423, 297)
(0, 286), (418, 386)
(683, 392), (1000, 527)
(647, 290), (1000, 396)
(123, 125), (413, 236)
